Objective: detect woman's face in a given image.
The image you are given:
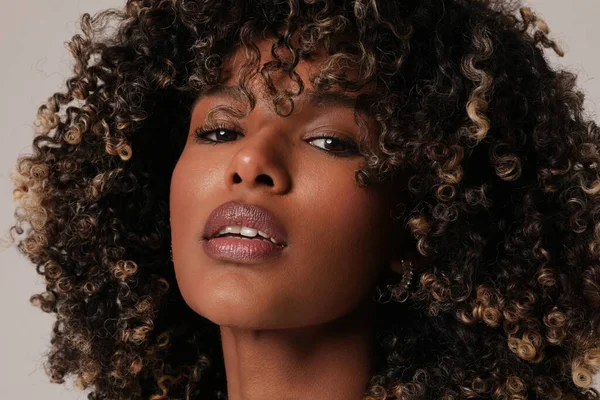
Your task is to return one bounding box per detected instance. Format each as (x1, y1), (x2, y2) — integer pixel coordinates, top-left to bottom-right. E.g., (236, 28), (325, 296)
(170, 36), (401, 329)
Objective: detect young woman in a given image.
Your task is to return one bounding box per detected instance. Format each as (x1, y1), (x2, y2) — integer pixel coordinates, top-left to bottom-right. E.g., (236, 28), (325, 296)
(8, 0), (600, 398)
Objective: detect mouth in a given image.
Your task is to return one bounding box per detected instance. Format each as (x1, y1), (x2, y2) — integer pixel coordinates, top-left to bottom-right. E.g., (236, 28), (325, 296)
(202, 200), (288, 246)
(209, 232), (278, 244)
(201, 200), (288, 264)
(202, 233), (286, 264)
(206, 226), (283, 245)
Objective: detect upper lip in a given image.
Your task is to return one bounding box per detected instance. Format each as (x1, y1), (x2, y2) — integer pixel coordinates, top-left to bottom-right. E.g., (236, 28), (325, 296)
(202, 200), (288, 246)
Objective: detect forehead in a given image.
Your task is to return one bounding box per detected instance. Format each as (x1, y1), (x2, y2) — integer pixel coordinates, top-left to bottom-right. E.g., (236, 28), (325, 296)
(221, 34), (315, 88)
(210, 31), (374, 109)
(190, 32), (381, 149)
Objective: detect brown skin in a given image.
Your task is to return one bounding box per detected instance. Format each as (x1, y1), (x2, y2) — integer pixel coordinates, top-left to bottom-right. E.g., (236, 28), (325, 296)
(169, 35), (416, 400)
(11, 2), (600, 398)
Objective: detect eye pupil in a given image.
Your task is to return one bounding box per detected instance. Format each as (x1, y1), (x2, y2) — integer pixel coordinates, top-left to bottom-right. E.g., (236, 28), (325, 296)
(321, 137), (349, 152)
(217, 129), (235, 140)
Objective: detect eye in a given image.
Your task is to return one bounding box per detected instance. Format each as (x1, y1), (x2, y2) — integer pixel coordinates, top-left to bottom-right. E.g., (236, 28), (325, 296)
(194, 126), (241, 144)
(306, 135), (359, 157)
(193, 126), (360, 158)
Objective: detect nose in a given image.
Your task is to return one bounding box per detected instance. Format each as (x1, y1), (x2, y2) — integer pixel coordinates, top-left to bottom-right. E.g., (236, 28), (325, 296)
(224, 126), (292, 195)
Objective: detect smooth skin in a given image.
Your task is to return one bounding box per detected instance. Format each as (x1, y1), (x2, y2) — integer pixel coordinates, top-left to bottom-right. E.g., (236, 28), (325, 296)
(169, 33), (416, 400)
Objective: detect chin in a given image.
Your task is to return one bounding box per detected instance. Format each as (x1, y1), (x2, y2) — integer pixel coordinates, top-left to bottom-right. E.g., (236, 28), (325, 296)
(204, 311), (283, 330)
(199, 301), (313, 330)
(180, 292), (270, 328)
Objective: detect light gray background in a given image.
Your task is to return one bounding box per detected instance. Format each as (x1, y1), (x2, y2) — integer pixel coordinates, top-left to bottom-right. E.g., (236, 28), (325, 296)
(1, 1), (598, 398)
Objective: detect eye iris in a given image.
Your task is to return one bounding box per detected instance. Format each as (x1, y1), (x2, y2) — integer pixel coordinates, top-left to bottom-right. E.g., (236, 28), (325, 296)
(320, 137), (355, 153)
(217, 129), (236, 140)
(325, 138), (344, 151)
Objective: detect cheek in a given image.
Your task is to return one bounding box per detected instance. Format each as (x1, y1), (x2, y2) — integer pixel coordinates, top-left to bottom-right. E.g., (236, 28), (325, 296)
(169, 149), (253, 327)
(169, 150), (215, 305)
(170, 150), (204, 241)
(303, 164), (391, 265)
(169, 145), (223, 232)
(279, 168), (392, 322)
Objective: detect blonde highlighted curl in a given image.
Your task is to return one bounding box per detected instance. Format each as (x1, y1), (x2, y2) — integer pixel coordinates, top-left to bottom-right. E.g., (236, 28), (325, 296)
(6, 0), (600, 398)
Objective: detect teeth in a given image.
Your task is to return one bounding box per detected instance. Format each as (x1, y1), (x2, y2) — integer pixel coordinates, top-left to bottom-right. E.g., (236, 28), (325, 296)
(216, 226), (279, 244)
(240, 226), (257, 237)
(219, 226), (241, 235)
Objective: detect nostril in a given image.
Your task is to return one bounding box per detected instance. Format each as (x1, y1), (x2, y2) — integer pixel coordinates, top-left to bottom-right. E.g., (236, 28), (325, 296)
(256, 174), (273, 185)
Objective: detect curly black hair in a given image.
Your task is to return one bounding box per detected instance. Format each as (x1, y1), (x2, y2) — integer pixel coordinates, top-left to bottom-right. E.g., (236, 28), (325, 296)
(7, 0), (600, 398)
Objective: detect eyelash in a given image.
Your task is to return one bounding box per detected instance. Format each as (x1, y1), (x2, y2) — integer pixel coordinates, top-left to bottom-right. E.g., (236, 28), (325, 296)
(193, 124), (360, 158)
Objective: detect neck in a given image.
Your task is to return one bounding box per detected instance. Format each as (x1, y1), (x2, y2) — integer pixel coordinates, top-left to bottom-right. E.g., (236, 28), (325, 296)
(219, 297), (377, 400)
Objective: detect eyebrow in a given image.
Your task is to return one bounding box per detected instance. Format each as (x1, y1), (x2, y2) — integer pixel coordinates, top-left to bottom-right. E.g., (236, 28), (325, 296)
(192, 85), (359, 111)
(193, 85), (247, 106)
(303, 90), (358, 109)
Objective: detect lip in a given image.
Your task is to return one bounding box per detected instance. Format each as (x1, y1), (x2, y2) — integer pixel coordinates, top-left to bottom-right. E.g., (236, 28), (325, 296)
(201, 200), (288, 263)
(203, 236), (285, 264)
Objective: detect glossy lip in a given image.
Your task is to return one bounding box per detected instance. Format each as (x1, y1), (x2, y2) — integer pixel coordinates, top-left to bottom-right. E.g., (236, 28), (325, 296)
(202, 200), (289, 246)
(201, 200), (288, 264)
(202, 236), (285, 264)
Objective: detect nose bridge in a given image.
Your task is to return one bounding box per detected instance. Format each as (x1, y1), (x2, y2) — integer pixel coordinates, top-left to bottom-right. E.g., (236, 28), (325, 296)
(225, 119), (292, 194)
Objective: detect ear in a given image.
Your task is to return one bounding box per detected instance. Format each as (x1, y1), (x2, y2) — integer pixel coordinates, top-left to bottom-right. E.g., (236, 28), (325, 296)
(386, 215), (429, 275)
(388, 246), (428, 276)
(389, 258), (410, 275)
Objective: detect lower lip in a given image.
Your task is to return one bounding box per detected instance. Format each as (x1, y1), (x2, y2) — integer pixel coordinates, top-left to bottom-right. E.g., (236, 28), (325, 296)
(202, 236), (285, 264)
